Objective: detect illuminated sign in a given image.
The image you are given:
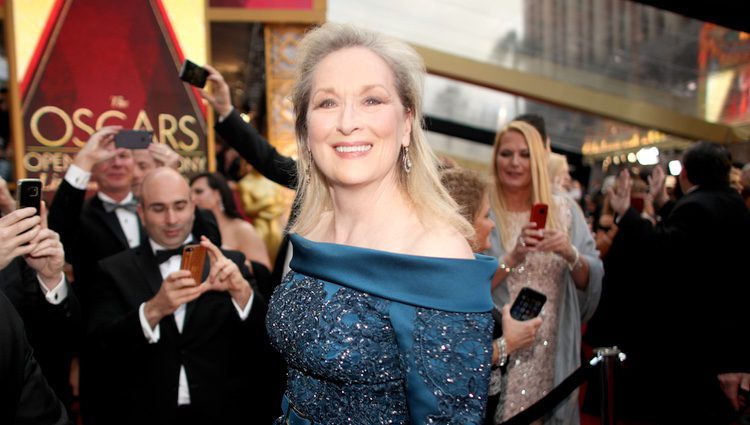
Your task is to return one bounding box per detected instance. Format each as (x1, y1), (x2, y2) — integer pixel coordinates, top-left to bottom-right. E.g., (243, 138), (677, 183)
(6, 0), (209, 190)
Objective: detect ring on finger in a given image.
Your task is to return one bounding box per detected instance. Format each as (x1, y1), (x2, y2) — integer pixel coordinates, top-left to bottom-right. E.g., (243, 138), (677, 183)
(519, 236), (526, 247)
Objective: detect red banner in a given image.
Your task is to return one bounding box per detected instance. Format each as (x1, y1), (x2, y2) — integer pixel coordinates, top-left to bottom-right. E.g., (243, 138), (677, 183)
(10, 0), (209, 190)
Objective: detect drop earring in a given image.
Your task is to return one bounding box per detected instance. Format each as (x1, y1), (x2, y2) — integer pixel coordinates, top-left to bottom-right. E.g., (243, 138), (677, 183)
(402, 146), (412, 173)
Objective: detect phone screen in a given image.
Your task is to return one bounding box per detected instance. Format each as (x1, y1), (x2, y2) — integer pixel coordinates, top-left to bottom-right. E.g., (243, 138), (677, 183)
(510, 287), (547, 321)
(17, 179), (43, 215)
(179, 60), (209, 88)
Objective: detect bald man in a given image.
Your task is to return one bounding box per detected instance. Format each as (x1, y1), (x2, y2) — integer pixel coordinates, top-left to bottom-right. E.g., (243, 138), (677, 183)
(86, 168), (282, 425)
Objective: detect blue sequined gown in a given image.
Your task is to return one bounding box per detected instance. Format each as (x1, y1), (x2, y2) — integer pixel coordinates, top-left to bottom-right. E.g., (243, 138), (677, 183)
(267, 234), (498, 425)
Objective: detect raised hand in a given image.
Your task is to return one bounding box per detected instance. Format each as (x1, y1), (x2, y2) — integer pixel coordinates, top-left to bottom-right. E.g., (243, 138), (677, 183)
(199, 64), (233, 117)
(147, 143), (181, 169)
(73, 126), (124, 171)
(143, 269), (202, 328)
(200, 236), (253, 308)
(608, 169), (631, 216)
(0, 207), (42, 270)
(24, 202), (65, 287)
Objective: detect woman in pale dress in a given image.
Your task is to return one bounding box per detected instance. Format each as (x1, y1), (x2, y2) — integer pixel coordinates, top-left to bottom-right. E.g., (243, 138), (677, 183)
(487, 121), (603, 425)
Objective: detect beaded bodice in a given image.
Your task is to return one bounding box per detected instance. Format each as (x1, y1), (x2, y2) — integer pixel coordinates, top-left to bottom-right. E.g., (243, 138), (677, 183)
(267, 234), (498, 424)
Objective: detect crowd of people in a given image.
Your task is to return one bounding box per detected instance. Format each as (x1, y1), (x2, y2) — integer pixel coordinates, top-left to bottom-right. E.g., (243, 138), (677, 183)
(1, 22), (749, 425)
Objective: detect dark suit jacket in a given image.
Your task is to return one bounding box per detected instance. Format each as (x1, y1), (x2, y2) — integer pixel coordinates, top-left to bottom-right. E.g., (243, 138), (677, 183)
(0, 259), (80, 409)
(87, 245), (282, 425)
(616, 185), (750, 423)
(216, 109), (299, 292)
(0, 291), (70, 425)
(215, 109), (298, 190)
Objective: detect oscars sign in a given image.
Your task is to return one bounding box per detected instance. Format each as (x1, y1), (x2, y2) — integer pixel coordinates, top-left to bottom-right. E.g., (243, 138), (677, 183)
(5, 0), (212, 191)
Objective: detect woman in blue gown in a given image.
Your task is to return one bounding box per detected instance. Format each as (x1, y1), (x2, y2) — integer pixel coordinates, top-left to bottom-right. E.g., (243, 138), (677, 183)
(266, 23), (498, 424)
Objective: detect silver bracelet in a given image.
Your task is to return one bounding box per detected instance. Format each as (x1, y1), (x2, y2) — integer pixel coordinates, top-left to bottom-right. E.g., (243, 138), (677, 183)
(567, 245), (581, 272)
(495, 337), (508, 367)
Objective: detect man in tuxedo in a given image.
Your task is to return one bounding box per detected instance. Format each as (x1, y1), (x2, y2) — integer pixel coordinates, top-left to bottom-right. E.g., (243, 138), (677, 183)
(0, 291), (70, 425)
(48, 126), (221, 305)
(87, 167), (281, 425)
(610, 141), (750, 424)
(0, 205), (79, 414)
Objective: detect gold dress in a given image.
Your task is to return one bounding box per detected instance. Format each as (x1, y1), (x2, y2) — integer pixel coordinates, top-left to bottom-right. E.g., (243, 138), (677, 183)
(499, 205), (572, 424)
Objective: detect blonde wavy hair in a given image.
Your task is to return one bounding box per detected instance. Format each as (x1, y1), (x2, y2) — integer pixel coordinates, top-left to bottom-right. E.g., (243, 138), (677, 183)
(490, 121), (562, 251)
(288, 23), (473, 239)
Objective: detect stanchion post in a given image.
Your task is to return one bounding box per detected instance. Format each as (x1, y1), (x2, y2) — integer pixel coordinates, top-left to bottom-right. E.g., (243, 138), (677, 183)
(593, 346), (626, 425)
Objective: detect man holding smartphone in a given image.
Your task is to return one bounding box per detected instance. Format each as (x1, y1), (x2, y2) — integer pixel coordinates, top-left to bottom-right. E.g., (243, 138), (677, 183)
(87, 167), (282, 425)
(48, 126), (221, 424)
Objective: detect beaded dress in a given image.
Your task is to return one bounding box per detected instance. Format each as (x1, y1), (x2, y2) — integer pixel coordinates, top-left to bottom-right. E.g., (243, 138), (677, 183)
(267, 234), (498, 425)
(497, 207), (571, 424)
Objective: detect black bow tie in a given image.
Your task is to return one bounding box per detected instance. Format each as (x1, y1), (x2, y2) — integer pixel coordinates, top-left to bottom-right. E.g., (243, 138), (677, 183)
(102, 198), (138, 213)
(154, 245), (186, 264)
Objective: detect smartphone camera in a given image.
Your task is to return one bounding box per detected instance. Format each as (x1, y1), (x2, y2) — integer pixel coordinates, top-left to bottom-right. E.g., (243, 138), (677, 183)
(179, 59), (209, 88)
(16, 178), (43, 216)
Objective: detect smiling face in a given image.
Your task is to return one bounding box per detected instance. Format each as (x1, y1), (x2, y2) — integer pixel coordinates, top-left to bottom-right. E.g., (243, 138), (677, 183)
(93, 148), (135, 198)
(306, 47), (413, 189)
(495, 130), (532, 192)
(139, 169), (195, 249)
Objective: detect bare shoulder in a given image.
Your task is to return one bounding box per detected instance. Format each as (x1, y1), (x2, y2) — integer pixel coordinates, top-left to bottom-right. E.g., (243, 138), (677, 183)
(231, 218), (260, 236)
(409, 225), (474, 259)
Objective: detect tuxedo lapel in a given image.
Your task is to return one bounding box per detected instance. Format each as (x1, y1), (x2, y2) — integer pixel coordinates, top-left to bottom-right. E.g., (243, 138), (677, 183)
(132, 246), (180, 333)
(133, 245), (164, 296)
(90, 197), (132, 248)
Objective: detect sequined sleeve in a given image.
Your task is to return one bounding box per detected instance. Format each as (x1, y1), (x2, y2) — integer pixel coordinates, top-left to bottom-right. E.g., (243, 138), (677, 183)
(389, 303), (494, 424)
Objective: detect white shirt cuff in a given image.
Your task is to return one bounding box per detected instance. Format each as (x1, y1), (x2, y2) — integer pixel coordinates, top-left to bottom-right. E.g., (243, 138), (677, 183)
(218, 106), (235, 123)
(138, 302), (161, 343)
(231, 290), (254, 320)
(65, 164), (92, 190)
(37, 273), (68, 305)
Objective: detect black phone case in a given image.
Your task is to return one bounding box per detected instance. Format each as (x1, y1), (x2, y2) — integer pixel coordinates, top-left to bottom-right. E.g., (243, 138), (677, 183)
(17, 179), (43, 215)
(510, 287), (547, 321)
(179, 60), (209, 88)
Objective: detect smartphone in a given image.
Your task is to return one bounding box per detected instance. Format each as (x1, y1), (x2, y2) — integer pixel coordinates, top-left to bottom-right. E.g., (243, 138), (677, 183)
(16, 178), (43, 215)
(530, 202), (548, 230)
(510, 287), (547, 321)
(179, 59), (209, 88)
(115, 130), (152, 149)
(180, 244), (207, 284)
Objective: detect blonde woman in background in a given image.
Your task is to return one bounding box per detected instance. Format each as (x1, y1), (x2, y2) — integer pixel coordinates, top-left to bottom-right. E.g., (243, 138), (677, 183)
(486, 121), (603, 424)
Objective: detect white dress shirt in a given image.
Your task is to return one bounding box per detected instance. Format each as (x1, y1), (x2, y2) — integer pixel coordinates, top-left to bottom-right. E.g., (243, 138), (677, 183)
(137, 237), (254, 406)
(37, 274), (68, 304)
